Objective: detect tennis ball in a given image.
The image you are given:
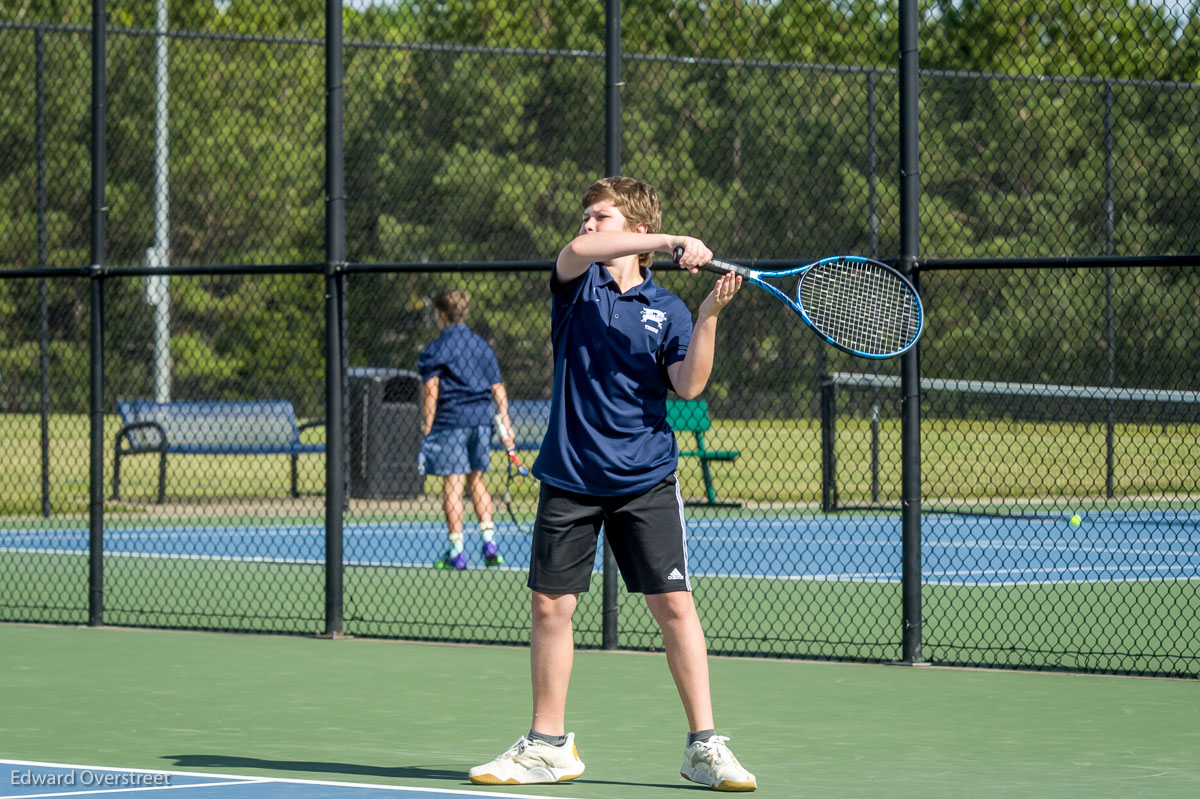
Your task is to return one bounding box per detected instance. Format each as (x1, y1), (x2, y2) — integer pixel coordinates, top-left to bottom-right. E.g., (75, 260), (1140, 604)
(1069, 513), (1082, 527)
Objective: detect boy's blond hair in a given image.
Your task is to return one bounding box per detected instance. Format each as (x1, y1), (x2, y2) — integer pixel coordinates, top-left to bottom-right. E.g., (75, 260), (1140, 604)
(433, 289), (470, 325)
(582, 176), (662, 268)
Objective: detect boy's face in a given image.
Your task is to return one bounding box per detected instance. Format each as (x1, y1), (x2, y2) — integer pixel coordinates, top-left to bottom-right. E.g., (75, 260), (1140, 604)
(579, 199), (646, 236)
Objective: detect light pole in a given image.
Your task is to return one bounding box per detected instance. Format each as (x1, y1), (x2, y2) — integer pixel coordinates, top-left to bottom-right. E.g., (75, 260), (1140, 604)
(144, 0), (171, 402)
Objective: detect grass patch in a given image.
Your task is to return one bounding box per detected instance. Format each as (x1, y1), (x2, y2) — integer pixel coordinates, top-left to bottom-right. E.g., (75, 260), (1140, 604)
(3, 413), (1196, 515)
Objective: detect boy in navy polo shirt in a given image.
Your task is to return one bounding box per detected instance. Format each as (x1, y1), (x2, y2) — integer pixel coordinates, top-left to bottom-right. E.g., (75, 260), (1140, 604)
(418, 289), (516, 570)
(469, 178), (756, 791)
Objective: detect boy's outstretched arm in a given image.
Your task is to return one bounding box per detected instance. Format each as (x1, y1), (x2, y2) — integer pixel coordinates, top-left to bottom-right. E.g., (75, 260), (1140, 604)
(667, 273), (743, 400)
(555, 233), (712, 282)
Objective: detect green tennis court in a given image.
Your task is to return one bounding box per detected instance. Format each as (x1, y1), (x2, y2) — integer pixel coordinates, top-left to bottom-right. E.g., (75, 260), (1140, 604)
(2, 623), (1197, 798)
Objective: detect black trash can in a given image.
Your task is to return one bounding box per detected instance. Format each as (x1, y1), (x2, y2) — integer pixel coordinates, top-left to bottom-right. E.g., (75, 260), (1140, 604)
(348, 367), (424, 499)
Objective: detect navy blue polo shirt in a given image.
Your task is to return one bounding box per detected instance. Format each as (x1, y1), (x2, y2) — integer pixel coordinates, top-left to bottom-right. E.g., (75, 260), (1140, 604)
(532, 263), (694, 496)
(417, 323), (503, 429)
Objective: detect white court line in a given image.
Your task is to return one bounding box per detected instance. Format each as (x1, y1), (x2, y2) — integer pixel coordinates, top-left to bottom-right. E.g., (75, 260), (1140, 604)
(12, 780), (262, 798)
(0, 527), (448, 541)
(0, 547), (528, 573)
(0, 759), (587, 798)
(708, 562), (1200, 585)
(924, 540), (1200, 557)
(926, 562), (1200, 578)
(835, 562), (1200, 580)
(0, 547), (326, 565)
(5, 548), (1197, 587)
(9, 535), (1198, 557)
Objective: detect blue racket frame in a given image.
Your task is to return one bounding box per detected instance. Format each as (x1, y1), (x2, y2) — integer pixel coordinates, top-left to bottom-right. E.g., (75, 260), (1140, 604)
(676, 251), (925, 359)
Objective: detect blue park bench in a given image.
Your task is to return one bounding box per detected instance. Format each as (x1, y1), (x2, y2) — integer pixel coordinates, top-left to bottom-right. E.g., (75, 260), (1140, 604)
(499, 398), (740, 507)
(112, 400), (325, 504)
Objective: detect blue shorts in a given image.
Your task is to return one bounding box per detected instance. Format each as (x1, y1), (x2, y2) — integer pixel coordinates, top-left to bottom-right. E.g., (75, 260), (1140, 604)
(418, 424), (492, 476)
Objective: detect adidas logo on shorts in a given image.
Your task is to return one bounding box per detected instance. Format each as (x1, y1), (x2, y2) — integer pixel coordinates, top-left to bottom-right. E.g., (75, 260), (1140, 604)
(666, 568), (685, 581)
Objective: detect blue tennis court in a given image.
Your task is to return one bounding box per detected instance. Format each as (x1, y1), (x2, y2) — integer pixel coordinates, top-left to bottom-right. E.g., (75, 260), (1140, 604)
(3, 509), (1197, 586)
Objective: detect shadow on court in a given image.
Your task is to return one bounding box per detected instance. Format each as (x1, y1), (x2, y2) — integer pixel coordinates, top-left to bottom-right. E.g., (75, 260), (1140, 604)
(163, 754), (693, 792)
(164, 754), (464, 782)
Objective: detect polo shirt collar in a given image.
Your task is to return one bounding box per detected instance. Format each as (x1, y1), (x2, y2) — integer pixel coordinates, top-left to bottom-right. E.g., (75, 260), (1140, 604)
(597, 264), (655, 302)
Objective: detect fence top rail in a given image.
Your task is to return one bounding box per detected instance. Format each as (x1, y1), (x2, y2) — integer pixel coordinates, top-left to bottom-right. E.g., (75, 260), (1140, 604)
(6, 254), (1199, 280)
(829, 372), (1200, 405)
(918, 254), (1200, 271)
(3, 20), (1198, 92)
(0, 264), (324, 279)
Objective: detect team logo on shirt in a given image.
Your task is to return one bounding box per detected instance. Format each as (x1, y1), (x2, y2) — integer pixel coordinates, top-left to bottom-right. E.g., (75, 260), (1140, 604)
(641, 307), (667, 334)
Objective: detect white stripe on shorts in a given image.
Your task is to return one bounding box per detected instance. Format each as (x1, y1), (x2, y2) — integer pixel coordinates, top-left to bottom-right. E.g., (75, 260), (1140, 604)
(672, 473), (691, 592)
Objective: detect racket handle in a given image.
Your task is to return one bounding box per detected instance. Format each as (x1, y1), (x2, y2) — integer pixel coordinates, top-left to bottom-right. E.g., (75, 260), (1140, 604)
(495, 413), (528, 474)
(493, 413), (511, 442)
(505, 449), (529, 477)
(704, 257), (754, 278)
(672, 247), (754, 279)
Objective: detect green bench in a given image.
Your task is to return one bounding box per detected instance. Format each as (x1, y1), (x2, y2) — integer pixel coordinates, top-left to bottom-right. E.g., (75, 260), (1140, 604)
(500, 399), (739, 506)
(667, 399), (741, 507)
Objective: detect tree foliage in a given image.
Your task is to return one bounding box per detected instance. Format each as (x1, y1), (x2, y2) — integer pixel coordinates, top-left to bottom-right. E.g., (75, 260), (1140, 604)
(1, 0), (1197, 414)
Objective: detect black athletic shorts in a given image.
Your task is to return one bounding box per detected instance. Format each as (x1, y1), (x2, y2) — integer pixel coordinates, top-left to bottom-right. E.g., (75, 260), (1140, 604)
(527, 473), (691, 595)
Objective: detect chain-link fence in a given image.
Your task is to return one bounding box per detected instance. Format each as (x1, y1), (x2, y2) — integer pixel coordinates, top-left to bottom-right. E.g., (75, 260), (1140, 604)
(1, 1), (1198, 676)
(827, 263), (1200, 674)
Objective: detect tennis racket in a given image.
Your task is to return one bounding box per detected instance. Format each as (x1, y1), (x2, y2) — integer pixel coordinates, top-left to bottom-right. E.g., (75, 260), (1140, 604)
(673, 247), (924, 359)
(493, 413), (535, 534)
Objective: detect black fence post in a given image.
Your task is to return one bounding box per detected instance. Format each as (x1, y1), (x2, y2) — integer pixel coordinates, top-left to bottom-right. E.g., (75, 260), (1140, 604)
(323, 0), (347, 638)
(87, 0), (108, 628)
(898, 0), (926, 666)
(601, 0), (622, 651)
(1103, 83), (1117, 499)
(819, 375), (836, 513)
(37, 28), (51, 519)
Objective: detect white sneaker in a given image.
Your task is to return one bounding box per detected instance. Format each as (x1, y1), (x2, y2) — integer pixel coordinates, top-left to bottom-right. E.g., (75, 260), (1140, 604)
(468, 733), (586, 785)
(680, 735), (757, 792)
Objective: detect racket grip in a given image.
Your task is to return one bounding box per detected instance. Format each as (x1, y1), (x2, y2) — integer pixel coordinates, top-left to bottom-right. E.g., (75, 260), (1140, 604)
(493, 413), (511, 442)
(673, 247), (752, 278)
(703, 258), (754, 278)
(495, 413), (525, 473)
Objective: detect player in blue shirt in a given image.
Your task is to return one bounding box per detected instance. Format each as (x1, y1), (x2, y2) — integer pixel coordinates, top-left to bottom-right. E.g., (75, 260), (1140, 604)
(469, 178), (756, 791)
(418, 289), (515, 570)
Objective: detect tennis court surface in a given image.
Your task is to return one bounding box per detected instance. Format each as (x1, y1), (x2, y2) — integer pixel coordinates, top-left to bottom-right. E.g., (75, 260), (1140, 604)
(3, 624), (1199, 799)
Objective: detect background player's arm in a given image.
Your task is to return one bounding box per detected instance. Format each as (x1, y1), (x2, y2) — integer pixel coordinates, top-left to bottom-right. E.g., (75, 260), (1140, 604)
(421, 376), (439, 436)
(490, 382), (515, 451)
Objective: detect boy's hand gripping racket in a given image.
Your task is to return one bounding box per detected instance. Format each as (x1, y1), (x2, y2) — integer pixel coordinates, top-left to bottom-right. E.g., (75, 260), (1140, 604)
(674, 248), (924, 359)
(493, 414), (534, 533)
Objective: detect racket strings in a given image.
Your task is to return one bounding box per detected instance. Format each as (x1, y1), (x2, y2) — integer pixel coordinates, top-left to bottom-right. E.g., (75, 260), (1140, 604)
(798, 259), (921, 356)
